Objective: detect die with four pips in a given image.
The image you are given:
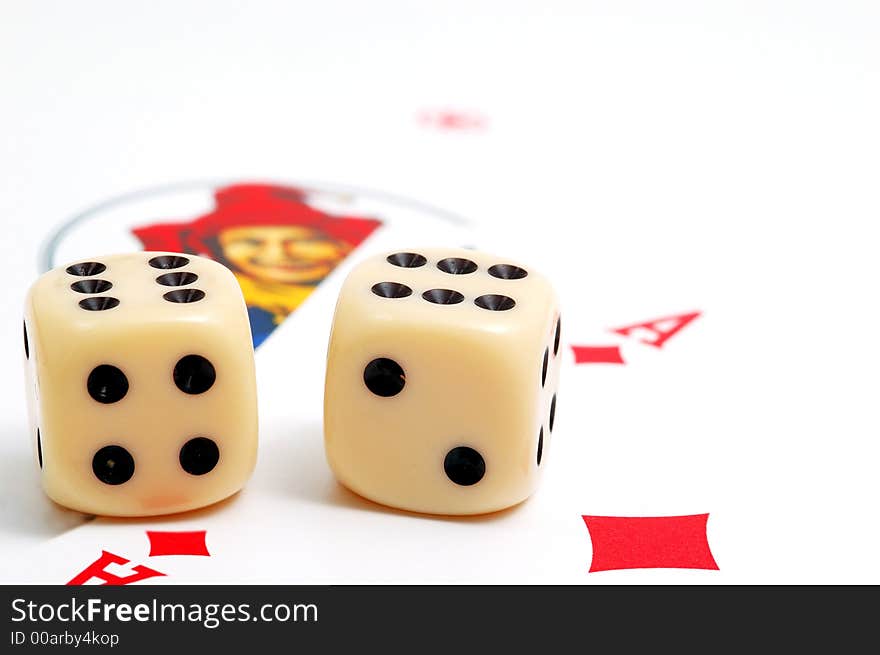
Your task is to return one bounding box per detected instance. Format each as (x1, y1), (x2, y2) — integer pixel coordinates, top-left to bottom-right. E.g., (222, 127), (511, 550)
(23, 252), (258, 516)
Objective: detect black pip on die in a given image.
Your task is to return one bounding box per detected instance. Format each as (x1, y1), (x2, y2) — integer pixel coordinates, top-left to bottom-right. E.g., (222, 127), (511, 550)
(324, 248), (561, 515)
(23, 252), (258, 516)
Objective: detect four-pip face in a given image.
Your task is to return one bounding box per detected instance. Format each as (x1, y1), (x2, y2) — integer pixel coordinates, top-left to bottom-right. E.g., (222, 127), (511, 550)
(23, 252), (258, 517)
(324, 248), (561, 515)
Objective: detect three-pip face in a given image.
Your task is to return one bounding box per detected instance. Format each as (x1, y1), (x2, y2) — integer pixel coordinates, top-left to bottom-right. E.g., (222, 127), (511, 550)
(324, 248), (561, 515)
(23, 252), (258, 517)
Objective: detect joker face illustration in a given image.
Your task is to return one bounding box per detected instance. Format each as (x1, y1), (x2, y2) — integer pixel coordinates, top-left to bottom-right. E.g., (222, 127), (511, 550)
(45, 179), (466, 349)
(216, 225), (351, 286)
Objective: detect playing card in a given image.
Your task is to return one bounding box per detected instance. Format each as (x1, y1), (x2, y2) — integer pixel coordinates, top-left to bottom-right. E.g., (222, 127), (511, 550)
(2, 205), (717, 583)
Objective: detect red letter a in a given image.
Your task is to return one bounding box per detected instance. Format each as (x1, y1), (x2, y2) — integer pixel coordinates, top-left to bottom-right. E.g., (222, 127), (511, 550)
(610, 311), (701, 349)
(66, 550), (165, 586)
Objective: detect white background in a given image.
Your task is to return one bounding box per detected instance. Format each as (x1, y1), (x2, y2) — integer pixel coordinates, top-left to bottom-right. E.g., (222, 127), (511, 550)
(0, 1), (878, 583)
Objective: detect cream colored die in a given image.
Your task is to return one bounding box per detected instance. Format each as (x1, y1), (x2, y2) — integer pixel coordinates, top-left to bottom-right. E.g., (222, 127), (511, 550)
(23, 252), (258, 517)
(324, 248), (561, 515)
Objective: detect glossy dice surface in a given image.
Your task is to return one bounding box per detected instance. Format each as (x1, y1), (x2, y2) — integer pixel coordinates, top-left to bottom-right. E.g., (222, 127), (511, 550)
(324, 248), (561, 515)
(23, 252), (258, 516)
